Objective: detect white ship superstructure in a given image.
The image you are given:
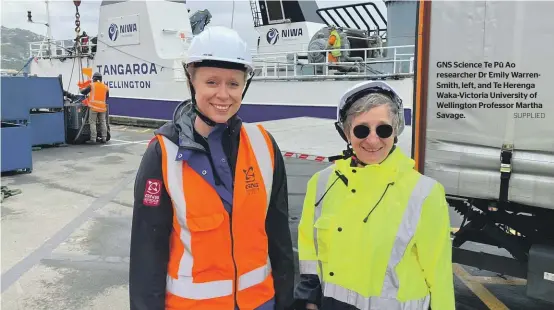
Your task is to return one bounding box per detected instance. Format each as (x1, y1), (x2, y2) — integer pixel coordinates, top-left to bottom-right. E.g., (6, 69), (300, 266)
(27, 0), (417, 125)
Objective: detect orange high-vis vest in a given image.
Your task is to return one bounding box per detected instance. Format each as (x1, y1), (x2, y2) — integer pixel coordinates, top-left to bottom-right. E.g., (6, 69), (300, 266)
(156, 123), (276, 310)
(88, 81), (109, 112)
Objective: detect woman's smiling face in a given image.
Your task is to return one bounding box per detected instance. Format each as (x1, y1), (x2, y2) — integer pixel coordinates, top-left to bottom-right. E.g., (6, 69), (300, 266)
(348, 104), (395, 165)
(190, 66), (246, 123)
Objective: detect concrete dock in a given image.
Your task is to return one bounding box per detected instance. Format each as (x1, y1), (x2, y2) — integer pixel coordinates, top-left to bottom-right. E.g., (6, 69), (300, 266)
(1, 122), (552, 310)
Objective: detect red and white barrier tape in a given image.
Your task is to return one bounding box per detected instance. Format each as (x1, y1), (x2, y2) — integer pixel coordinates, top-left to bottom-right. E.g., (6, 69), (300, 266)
(281, 151), (331, 162)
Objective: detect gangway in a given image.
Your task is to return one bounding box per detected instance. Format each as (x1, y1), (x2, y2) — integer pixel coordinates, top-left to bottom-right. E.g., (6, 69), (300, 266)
(315, 2), (387, 39)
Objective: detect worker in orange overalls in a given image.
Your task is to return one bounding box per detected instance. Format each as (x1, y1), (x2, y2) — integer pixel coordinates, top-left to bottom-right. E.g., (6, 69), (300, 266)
(79, 72), (109, 144)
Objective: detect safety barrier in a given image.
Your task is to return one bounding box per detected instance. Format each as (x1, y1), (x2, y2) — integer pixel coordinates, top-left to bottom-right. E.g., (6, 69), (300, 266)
(251, 44), (415, 80)
(29, 37), (96, 59)
(0, 75), (66, 173)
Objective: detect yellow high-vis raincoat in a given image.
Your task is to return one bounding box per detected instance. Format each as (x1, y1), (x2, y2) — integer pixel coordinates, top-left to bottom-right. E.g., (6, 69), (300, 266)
(294, 146), (456, 310)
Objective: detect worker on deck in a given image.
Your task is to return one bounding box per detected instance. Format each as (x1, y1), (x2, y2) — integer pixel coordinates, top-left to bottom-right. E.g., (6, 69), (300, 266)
(80, 31), (90, 54)
(80, 72), (109, 144)
(293, 81), (456, 310)
(327, 26), (341, 63)
(129, 26), (295, 310)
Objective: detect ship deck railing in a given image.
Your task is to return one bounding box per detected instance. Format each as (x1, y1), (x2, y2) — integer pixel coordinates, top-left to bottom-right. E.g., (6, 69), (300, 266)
(250, 44), (415, 81)
(29, 38), (96, 59)
(29, 38), (415, 82)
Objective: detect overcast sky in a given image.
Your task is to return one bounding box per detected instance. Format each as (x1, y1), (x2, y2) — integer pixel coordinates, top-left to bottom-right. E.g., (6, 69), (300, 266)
(1, 0), (386, 47)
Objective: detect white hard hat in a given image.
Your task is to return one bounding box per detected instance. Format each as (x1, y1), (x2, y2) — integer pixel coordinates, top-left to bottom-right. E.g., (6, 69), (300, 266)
(185, 26), (253, 72)
(336, 80), (405, 137)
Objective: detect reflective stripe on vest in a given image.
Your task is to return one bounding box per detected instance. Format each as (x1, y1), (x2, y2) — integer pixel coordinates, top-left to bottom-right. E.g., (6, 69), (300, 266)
(300, 165), (436, 310)
(88, 82), (107, 112)
(157, 123), (275, 309)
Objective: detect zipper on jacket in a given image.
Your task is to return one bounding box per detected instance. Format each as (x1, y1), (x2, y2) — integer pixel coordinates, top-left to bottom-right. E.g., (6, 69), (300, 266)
(229, 213), (239, 309)
(363, 182), (394, 223)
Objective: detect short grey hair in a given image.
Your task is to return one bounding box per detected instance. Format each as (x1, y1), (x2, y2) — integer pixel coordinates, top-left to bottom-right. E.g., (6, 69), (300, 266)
(343, 92), (400, 138)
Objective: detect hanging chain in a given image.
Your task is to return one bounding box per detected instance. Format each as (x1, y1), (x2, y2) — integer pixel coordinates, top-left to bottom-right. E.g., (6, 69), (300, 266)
(74, 0), (82, 37)
(73, 0), (84, 82)
(75, 9), (81, 37)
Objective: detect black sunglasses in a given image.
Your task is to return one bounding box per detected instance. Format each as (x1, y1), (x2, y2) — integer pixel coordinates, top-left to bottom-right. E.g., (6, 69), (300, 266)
(353, 124), (393, 139)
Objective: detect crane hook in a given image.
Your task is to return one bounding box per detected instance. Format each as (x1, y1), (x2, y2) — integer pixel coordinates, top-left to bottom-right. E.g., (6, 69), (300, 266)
(73, 0), (81, 7)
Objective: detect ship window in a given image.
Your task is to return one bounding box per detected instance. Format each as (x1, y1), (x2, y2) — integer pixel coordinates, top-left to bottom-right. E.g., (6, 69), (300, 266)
(265, 0), (285, 23)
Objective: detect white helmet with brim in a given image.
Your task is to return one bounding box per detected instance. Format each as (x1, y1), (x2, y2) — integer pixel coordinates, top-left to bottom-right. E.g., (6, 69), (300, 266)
(182, 26), (254, 127)
(184, 26), (254, 73)
(335, 80), (405, 142)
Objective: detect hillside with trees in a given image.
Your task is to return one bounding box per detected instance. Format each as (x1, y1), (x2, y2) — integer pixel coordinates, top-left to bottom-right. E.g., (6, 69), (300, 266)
(1, 26), (45, 70)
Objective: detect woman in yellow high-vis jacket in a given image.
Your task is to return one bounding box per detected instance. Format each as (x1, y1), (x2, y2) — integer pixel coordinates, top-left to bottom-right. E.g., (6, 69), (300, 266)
(293, 81), (456, 310)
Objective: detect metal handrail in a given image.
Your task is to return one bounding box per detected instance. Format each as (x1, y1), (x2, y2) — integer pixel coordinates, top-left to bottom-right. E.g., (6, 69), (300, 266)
(28, 37), (415, 80)
(29, 38), (97, 59)
(251, 44), (415, 79)
(252, 44), (414, 59)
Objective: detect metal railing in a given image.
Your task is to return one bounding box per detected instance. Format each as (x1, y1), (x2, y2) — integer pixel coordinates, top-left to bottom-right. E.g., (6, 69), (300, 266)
(29, 37), (96, 59)
(251, 44), (415, 81)
(28, 38), (414, 83)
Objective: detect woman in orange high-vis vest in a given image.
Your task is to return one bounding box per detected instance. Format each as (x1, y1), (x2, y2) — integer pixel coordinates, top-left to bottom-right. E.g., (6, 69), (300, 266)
(129, 26), (295, 310)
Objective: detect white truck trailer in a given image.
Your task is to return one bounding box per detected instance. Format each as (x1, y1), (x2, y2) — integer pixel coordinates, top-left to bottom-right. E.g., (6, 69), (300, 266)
(412, 0), (554, 304)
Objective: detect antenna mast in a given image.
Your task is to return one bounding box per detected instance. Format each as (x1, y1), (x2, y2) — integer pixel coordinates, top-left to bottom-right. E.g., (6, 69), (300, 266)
(26, 0), (53, 57)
